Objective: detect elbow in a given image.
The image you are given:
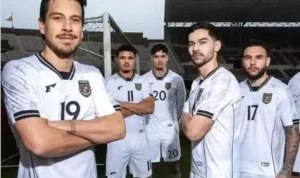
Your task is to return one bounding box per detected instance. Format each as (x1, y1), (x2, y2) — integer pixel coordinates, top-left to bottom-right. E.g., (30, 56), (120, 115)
(112, 112), (126, 140)
(185, 129), (201, 142)
(146, 106), (154, 114)
(25, 140), (51, 157)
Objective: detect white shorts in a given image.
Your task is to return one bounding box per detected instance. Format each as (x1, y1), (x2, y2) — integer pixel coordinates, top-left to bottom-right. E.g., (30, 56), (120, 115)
(147, 130), (181, 163)
(240, 172), (274, 178)
(106, 138), (152, 178)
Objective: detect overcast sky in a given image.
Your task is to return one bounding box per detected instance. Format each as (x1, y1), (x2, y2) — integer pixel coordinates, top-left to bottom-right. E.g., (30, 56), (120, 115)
(1, 0), (165, 39)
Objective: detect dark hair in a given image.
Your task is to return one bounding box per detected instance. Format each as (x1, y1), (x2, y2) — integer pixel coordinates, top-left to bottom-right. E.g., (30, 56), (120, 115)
(242, 40), (271, 57)
(116, 45), (137, 57)
(40, 0), (87, 25)
(187, 21), (220, 41)
(151, 44), (168, 55)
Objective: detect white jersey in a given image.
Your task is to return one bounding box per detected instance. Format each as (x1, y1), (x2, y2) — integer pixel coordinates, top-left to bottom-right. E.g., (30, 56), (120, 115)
(238, 76), (299, 176)
(183, 66), (241, 178)
(288, 72), (300, 173)
(106, 73), (152, 139)
(143, 69), (186, 133)
(2, 53), (117, 178)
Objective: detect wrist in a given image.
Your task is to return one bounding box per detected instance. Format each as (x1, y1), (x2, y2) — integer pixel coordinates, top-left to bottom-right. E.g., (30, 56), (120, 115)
(69, 120), (76, 135)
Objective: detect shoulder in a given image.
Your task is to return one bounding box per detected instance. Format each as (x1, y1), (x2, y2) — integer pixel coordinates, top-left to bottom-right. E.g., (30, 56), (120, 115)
(2, 55), (39, 83)
(239, 79), (248, 88)
(211, 67), (238, 86)
(269, 77), (288, 91)
(168, 70), (184, 81)
(141, 70), (152, 78)
(288, 72), (300, 87)
(105, 73), (119, 85)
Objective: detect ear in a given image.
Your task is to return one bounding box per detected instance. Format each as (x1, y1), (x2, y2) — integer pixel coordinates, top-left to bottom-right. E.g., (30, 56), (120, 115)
(266, 56), (271, 67)
(39, 18), (46, 36)
(214, 40), (221, 52)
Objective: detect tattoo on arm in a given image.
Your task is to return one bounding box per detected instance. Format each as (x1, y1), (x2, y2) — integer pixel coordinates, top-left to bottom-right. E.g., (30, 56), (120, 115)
(280, 125), (300, 175)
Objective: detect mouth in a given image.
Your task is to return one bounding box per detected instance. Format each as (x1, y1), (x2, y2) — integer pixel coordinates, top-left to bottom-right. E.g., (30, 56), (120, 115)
(57, 34), (77, 40)
(192, 53), (203, 58)
(248, 67), (259, 72)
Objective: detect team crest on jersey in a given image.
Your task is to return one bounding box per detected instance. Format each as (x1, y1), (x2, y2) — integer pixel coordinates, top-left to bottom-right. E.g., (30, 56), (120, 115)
(135, 83), (142, 91)
(262, 93), (272, 104)
(165, 82), (172, 90)
(78, 80), (91, 97)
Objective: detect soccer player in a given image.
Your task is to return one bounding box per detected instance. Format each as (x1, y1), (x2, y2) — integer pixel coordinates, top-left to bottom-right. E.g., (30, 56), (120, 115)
(237, 40), (300, 178)
(288, 72), (300, 178)
(180, 21), (241, 178)
(1, 0), (125, 178)
(105, 45), (155, 178)
(143, 44), (186, 178)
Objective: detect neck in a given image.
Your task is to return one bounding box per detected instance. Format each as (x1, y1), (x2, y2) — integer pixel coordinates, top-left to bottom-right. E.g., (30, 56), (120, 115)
(42, 46), (74, 72)
(119, 70), (134, 79)
(153, 67), (167, 77)
(248, 73), (269, 87)
(198, 58), (219, 79)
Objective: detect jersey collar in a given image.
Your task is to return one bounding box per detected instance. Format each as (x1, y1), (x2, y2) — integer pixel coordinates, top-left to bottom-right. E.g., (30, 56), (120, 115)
(198, 65), (221, 84)
(246, 75), (272, 92)
(35, 53), (75, 80)
(152, 69), (169, 80)
(117, 72), (135, 81)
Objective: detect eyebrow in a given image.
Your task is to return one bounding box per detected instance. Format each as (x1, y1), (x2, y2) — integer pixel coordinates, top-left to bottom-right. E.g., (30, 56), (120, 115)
(49, 12), (82, 19)
(188, 37), (208, 43)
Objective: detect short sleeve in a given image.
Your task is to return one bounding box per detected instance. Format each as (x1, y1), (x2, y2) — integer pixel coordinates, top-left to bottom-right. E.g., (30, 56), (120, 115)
(2, 62), (41, 124)
(278, 89), (299, 126)
(195, 77), (231, 121)
(93, 70), (119, 117)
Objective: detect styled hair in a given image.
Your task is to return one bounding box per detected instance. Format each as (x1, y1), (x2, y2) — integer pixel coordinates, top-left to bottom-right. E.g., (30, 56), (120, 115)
(116, 44), (137, 57)
(187, 21), (220, 41)
(242, 40), (271, 57)
(151, 44), (168, 55)
(40, 0), (87, 25)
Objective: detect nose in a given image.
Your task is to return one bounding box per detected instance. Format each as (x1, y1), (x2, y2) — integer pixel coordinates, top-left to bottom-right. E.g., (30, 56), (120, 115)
(250, 57), (256, 65)
(62, 19), (72, 32)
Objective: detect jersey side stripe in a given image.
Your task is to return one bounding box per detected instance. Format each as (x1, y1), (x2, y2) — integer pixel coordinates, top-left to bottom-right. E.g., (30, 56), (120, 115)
(196, 110), (214, 119)
(14, 110), (40, 121)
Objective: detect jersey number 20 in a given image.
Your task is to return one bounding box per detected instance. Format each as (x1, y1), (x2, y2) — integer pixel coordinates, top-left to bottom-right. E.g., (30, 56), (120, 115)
(153, 90), (166, 101)
(61, 101), (80, 120)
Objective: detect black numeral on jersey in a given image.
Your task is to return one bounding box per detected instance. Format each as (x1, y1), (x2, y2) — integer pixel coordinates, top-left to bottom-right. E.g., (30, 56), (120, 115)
(128, 90), (134, 102)
(168, 149), (179, 159)
(61, 101), (80, 120)
(247, 105), (259, 121)
(153, 90), (166, 101)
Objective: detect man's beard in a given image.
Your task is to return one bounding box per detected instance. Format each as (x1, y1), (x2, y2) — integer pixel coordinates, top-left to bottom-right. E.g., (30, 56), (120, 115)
(192, 51), (214, 68)
(120, 69), (131, 73)
(45, 37), (79, 58)
(247, 66), (267, 80)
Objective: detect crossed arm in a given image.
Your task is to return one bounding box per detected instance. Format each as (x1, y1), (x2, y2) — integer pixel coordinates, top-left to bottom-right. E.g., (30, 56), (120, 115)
(179, 112), (214, 141)
(16, 111), (125, 158)
(118, 96), (155, 118)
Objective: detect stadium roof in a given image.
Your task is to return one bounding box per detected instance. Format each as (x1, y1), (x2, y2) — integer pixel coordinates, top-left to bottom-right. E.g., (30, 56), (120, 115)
(165, 0), (300, 22)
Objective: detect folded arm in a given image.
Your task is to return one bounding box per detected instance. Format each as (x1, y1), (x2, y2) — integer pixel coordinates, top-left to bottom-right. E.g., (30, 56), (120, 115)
(180, 112), (214, 141)
(120, 96), (154, 116)
(49, 111), (125, 144)
(16, 117), (92, 158)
